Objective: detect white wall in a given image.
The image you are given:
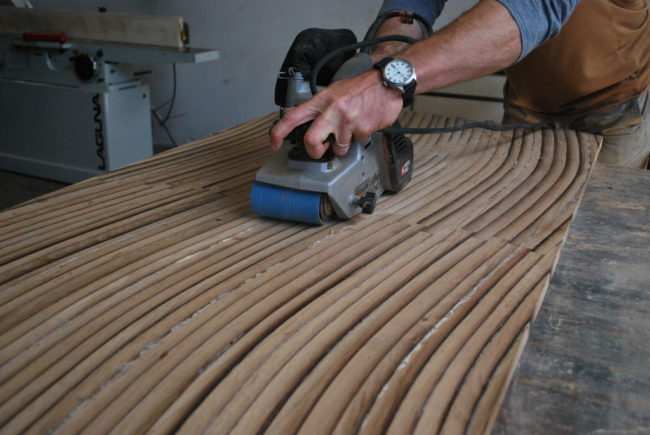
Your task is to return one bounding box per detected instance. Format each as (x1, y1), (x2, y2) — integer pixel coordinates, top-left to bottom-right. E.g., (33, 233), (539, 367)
(425, 0), (505, 123)
(28, 1), (498, 146)
(145, 0), (382, 144)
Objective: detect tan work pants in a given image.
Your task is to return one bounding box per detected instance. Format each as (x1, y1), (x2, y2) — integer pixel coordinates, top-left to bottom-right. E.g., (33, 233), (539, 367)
(503, 90), (650, 169)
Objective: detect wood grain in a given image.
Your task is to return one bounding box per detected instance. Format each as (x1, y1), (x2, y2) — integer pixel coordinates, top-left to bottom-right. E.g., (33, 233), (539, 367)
(0, 111), (599, 433)
(0, 6), (185, 48)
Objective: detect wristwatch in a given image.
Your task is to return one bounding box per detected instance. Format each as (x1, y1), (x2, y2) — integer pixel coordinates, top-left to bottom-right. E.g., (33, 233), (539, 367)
(374, 57), (417, 107)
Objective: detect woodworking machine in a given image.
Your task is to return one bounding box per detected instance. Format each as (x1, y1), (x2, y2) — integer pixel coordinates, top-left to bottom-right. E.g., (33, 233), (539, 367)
(251, 29), (414, 225)
(0, 6), (219, 183)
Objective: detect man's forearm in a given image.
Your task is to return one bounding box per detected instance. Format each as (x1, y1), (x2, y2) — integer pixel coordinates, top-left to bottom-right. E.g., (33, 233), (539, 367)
(270, 0), (523, 158)
(385, 0), (521, 93)
(375, 0), (580, 87)
(371, 16), (424, 61)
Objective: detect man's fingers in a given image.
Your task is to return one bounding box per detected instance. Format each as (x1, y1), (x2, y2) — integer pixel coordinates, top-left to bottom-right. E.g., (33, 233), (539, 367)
(268, 73), (396, 158)
(269, 106), (317, 150)
(303, 109), (342, 159)
(303, 129), (332, 159)
(332, 127), (353, 156)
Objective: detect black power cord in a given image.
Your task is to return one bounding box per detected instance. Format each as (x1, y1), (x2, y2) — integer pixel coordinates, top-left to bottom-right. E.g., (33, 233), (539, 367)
(361, 9), (433, 49)
(382, 121), (554, 134)
(152, 63), (178, 147)
(309, 35), (417, 95)
(162, 63), (177, 124)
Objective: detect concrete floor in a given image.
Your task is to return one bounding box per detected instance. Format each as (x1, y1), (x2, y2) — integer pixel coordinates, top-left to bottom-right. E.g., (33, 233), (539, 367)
(0, 170), (68, 211)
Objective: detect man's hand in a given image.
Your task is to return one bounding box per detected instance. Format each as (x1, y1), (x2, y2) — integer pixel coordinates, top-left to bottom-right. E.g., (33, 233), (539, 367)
(269, 69), (403, 159)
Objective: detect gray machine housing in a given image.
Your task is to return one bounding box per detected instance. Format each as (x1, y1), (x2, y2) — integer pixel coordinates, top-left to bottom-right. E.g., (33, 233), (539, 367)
(255, 61), (393, 220)
(0, 37), (218, 183)
(255, 133), (387, 220)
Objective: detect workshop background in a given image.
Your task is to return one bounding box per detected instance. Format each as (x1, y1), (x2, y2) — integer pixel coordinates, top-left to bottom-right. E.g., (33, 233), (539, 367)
(28, 0), (499, 146)
(2, 3), (649, 432)
(1, 0), (502, 209)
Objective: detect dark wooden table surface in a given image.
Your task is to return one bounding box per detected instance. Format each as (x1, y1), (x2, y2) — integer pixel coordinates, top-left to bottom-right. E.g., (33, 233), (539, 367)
(494, 166), (650, 433)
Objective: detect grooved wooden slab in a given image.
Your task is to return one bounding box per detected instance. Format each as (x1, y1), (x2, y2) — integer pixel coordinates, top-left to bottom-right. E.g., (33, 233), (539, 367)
(0, 112), (599, 434)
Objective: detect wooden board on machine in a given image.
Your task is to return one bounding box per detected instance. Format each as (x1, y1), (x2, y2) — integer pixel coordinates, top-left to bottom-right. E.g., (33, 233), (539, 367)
(0, 112), (600, 433)
(0, 6), (185, 48)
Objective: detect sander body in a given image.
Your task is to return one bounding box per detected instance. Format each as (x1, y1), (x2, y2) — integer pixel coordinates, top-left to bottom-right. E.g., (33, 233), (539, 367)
(251, 28), (413, 224)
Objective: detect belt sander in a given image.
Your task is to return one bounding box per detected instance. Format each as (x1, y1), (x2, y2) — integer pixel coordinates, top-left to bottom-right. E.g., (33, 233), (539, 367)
(251, 28), (414, 224)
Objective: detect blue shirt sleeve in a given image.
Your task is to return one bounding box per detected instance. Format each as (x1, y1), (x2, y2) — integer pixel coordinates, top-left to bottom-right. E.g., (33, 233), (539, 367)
(497, 0), (581, 60)
(378, 0), (446, 28)
(378, 0), (581, 61)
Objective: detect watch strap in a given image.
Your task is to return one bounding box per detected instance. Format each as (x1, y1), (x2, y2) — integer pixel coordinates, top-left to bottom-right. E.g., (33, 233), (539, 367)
(402, 79), (417, 107)
(373, 57), (393, 71)
(372, 57), (393, 80)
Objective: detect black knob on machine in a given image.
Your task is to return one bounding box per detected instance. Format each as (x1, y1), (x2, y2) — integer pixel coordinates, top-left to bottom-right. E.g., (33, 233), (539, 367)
(72, 53), (98, 82)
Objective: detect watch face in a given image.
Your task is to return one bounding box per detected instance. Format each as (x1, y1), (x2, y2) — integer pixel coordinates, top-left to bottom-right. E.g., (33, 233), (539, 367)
(384, 59), (415, 86)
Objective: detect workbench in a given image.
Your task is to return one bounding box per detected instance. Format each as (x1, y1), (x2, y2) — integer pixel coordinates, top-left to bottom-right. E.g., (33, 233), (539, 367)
(495, 166), (650, 433)
(0, 111), (599, 433)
